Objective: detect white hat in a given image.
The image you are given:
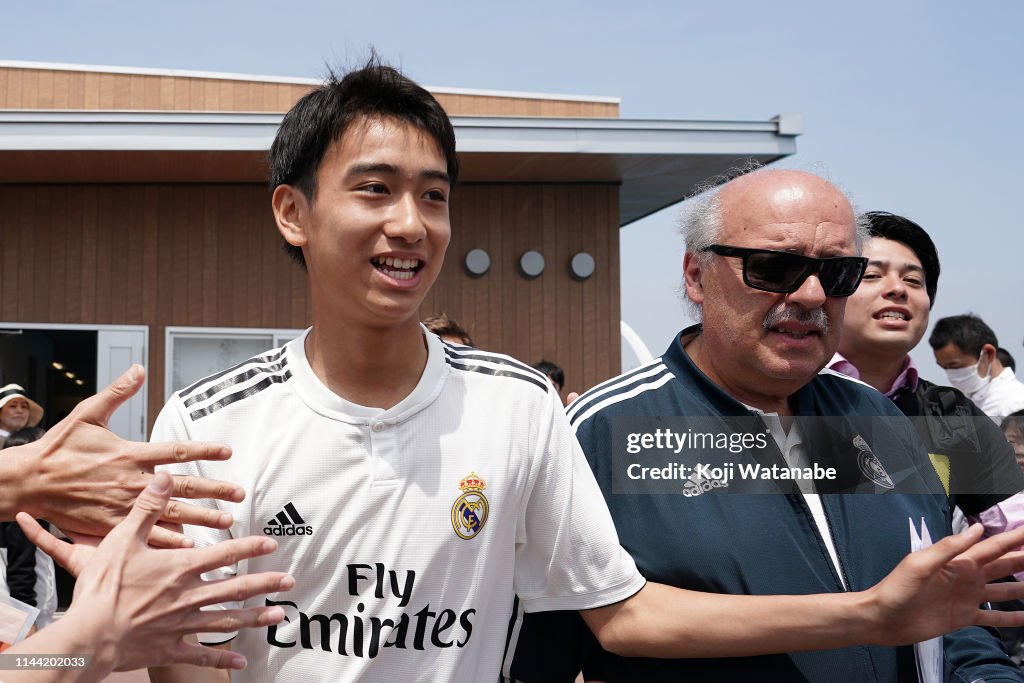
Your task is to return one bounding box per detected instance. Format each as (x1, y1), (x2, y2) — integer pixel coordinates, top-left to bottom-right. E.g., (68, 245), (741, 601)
(0, 384), (44, 428)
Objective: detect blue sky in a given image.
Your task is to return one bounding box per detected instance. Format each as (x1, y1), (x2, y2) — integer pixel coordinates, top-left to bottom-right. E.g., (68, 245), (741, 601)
(6, 0), (1022, 382)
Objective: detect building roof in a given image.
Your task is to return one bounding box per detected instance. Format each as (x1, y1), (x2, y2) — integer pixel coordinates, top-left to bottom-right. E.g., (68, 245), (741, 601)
(0, 61), (801, 225)
(0, 110), (800, 225)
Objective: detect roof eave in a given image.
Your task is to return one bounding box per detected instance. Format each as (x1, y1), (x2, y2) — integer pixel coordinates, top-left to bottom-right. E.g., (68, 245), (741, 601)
(0, 111), (802, 224)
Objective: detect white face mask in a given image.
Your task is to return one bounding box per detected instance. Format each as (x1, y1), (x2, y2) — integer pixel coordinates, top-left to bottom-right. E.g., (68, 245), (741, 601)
(945, 358), (991, 397)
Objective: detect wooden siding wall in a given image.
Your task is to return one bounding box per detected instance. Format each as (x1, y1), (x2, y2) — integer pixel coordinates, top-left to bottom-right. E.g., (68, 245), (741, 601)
(430, 184), (621, 400)
(0, 68), (312, 113)
(0, 67), (619, 117)
(0, 184), (306, 427)
(0, 182), (619, 428)
(435, 93), (618, 118)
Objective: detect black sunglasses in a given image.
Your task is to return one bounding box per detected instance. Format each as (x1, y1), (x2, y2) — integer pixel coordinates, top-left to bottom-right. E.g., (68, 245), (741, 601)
(701, 245), (868, 297)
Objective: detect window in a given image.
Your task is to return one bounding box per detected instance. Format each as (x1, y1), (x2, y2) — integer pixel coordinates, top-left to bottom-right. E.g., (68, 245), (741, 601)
(165, 327), (302, 400)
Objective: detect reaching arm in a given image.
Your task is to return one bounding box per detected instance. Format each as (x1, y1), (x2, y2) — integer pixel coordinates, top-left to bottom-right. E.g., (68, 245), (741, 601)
(3, 471), (292, 683)
(0, 365), (244, 547)
(581, 523), (1024, 658)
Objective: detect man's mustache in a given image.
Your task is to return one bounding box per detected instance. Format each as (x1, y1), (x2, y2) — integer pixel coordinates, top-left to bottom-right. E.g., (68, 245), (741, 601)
(763, 304), (830, 335)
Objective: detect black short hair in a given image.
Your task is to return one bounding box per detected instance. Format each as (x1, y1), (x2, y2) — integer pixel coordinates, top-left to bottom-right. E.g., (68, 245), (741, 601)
(997, 347), (1016, 372)
(532, 360), (565, 392)
(861, 211), (940, 308)
(928, 314), (999, 356)
(269, 57), (459, 268)
(423, 313), (474, 346)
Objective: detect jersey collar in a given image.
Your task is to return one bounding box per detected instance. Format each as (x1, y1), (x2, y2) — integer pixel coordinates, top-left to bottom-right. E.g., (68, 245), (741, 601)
(286, 326), (448, 424)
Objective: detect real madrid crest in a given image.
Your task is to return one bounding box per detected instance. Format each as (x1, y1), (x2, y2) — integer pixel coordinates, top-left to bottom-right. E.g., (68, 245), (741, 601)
(853, 435), (895, 489)
(451, 472), (489, 540)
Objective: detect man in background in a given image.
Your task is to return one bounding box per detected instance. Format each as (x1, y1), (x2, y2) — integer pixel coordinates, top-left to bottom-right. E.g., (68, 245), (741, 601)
(510, 170), (1024, 682)
(533, 359), (565, 394)
(423, 312), (475, 346)
(931, 314), (1024, 419)
(998, 348), (1017, 374)
(832, 211), (1024, 532)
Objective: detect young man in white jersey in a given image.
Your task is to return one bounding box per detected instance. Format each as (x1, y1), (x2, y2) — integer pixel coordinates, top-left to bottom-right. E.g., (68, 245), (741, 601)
(150, 61), (1024, 683)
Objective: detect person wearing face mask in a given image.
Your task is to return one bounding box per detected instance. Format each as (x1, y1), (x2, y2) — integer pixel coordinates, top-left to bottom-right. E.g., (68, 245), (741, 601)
(0, 385), (44, 447)
(930, 315), (1024, 421)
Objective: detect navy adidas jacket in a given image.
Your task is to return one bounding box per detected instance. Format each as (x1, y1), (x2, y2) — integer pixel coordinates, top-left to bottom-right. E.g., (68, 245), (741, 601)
(508, 326), (1021, 683)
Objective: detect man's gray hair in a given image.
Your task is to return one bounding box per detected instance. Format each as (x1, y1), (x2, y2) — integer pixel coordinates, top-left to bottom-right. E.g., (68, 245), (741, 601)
(677, 163), (749, 321)
(678, 162), (870, 322)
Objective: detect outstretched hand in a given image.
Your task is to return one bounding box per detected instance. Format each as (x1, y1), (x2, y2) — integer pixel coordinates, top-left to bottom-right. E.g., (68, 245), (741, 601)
(12, 364), (243, 547)
(14, 470), (292, 675)
(869, 523), (1024, 645)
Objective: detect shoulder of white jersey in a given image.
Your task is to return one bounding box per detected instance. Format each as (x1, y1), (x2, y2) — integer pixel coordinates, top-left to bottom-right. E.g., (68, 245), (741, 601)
(441, 342), (550, 394)
(176, 345), (292, 422)
(566, 357), (673, 431)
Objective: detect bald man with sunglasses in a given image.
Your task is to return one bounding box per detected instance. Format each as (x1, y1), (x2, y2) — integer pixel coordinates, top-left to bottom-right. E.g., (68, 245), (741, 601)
(507, 169), (1024, 682)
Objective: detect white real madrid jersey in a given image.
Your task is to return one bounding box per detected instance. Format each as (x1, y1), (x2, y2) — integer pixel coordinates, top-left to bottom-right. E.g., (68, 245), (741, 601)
(154, 329), (643, 683)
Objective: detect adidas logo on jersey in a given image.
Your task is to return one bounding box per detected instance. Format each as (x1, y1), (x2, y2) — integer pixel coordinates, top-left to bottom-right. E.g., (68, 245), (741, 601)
(681, 474), (728, 498)
(264, 502), (314, 536)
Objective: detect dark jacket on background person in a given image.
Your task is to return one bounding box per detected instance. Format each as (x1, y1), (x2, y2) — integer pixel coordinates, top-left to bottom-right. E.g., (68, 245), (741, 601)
(506, 325), (1023, 683)
(890, 377), (1024, 513)
(0, 519), (48, 607)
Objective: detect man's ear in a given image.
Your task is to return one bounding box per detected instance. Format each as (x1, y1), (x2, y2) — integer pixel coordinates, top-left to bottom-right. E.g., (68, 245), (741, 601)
(272, 184), (310, 248)
(980, 343), (999, 375)
(683, 252), (706, 305)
